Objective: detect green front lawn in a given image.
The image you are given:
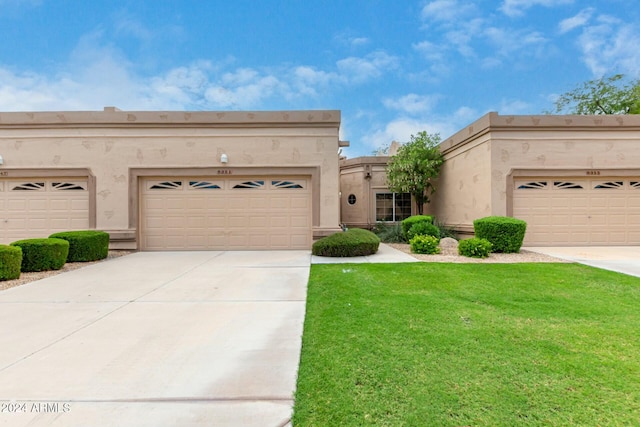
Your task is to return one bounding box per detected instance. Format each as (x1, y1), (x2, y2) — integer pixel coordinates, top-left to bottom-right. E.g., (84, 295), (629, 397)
(293, 263), (640, 426)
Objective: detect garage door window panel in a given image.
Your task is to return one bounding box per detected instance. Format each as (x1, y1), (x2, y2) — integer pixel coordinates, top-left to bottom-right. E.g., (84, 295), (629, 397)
(233, 180), (265, 189)
(52, 182), (86, 191)
(12, 182), (45, 191)
(517, 181), (548, 190)
(272, 180), (304, 189)
(554, 181), (583, 189)
(150, 181), (182, 190)
(189, 181), (222, 190)
(594, 181), (623, 189)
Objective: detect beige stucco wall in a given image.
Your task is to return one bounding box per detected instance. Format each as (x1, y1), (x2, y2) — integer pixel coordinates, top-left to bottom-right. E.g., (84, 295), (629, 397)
(435, 112), (640, 235)
(339, 156), (423, 228)
(0, 109), (342, 248)
(339, 156), (390, 228)
(432, 131), (492, 234)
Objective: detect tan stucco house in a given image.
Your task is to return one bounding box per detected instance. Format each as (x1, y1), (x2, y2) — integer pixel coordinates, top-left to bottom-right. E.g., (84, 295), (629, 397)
(340, 112), (640, 246)
(0, 108), (345, 250)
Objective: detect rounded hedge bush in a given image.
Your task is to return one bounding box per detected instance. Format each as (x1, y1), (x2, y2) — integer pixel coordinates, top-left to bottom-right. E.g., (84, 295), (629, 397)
(409, 235), (440, 255)
(10, 238), (70, 272)
(407, 222), (441, 241)
(0, 245), (22, 281)
(401, 215), (433, 239)
(458, 238), (492, 258)
(312, 228), (380, 257)
(49, 230), (109, 262)
(473, 216), (527, 253)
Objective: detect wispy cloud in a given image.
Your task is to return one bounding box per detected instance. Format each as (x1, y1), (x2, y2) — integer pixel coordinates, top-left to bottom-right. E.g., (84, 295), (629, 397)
(0, 28), (401, 113)
(421, 0), (477, 25)
(334, 31), (371, 48)
(577, 15), (640, 76)
(359, 106), (478, 153)
(383, 94), (440, 115)
(558, 7), (594, 34)
(500, 0), (574, 18)
(336, 51), (398, 83)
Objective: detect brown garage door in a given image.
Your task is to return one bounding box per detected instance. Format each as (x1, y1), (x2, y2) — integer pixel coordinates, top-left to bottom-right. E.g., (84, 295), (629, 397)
(140, 176), (312, 250)
(513, 178), (640, 246)
(0, 179), (90, 244)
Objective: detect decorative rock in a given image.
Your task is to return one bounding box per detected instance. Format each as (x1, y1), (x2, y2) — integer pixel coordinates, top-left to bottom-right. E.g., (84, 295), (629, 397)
(439, 237), (459, 256)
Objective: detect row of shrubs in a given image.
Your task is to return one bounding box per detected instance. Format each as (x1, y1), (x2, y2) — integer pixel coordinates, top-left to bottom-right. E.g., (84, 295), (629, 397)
(403, 215), (527, 258)
(0, 231), (109, 281)
(371, 214), (526, 259)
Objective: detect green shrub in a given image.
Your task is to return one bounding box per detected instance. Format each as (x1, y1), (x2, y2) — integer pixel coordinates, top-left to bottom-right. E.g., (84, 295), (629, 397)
(312, 228), (380, 257)
(10, 238), (70, 272)
(49, 230), (109, 262)
(0, 245), (22, 281)
(474, 216), (527, 253)
(371, 222), (406, 243)
(409, 235), (441, 255)
(407, 222), (441, 241)
(401, 215), (434, 239)
(458, 238), (493, 258)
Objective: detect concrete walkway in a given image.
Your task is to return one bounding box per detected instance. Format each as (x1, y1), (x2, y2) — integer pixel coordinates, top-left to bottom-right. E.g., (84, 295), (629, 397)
(526, 246), (640, 278)
(0, 251), (310, 427)
(311, 243), (418, 264)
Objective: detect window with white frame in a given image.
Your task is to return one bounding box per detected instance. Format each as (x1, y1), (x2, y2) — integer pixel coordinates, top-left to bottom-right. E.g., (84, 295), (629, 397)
(375, 192), (411, 221)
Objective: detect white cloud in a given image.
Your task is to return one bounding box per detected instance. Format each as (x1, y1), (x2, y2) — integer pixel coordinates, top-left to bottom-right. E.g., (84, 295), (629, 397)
(383, 94), (439, 115)
(349, 37), (370, 47)
(498, 99), (532, 114)
(484, 27), (547, 56)
(558, 8), (594, 34)
(359, 109), (475, 154)
(421, 0), (476, 24)
(0, 24), (403, 113)
(336, 51), (398, 83)
(333, 31), (370, 48)
(500, 0), (574, 17)
(578, 16), (640, 76)
(412, 40), (446, 62)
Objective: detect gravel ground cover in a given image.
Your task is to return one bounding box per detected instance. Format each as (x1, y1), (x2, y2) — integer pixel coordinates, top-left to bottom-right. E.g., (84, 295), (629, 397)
(387, 238), (568, 264)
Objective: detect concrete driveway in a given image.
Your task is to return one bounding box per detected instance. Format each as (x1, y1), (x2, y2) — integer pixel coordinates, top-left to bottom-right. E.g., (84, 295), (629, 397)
(0, 251), (310, 427)
(526, 246), (640, 278)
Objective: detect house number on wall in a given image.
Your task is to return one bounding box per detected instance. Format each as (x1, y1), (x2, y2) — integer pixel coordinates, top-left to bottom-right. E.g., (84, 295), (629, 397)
(586, 170), (601, 176)
(0, 171), (8, 177)
(217, 169), (232, 175)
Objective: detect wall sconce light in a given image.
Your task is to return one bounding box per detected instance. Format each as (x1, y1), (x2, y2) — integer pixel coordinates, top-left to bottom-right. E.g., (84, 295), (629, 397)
(220, 153), (228, 163)
(365, 172), (372, 180)
(0, 154), (4, 166)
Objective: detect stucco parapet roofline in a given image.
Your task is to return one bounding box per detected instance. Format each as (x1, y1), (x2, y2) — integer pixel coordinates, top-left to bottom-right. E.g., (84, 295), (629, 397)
(340, 156), (390, 167)
(0, 108), (341, 128)
(440, 112), (640, 154)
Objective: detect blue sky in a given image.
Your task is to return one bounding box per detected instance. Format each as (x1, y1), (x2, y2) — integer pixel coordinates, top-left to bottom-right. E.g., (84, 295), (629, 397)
(0, 0), (638, 157)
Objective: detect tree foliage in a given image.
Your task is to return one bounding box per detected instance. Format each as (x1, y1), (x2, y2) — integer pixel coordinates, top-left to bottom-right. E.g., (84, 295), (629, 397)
(386, 131), (444, 215)
(551, 74), (640, 115)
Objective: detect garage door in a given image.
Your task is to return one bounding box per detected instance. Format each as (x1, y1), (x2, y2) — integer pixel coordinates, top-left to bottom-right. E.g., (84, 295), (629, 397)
(140, 176), (312, 250)
(513, 178), (640, 246)
(0, 179), (90, 244)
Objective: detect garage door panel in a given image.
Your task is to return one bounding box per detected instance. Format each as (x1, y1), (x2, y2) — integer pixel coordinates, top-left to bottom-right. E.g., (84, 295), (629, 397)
(1, 178), (90, 244)
(628, 197), (640, 207)
(141, 176), (311, 250)
(514, 177), (640, 245)
(549, 197), (571, 208)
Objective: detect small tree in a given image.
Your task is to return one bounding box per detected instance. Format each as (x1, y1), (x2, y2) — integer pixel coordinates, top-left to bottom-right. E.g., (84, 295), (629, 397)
(386, 131), (444, 215)
(550, 74), (640, 115)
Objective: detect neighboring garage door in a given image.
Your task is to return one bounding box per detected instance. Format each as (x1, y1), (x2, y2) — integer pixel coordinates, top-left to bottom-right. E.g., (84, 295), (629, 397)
(140, 176), (312, 250)
(513, 177), (640, 246)
(0, 179), (90, 244)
